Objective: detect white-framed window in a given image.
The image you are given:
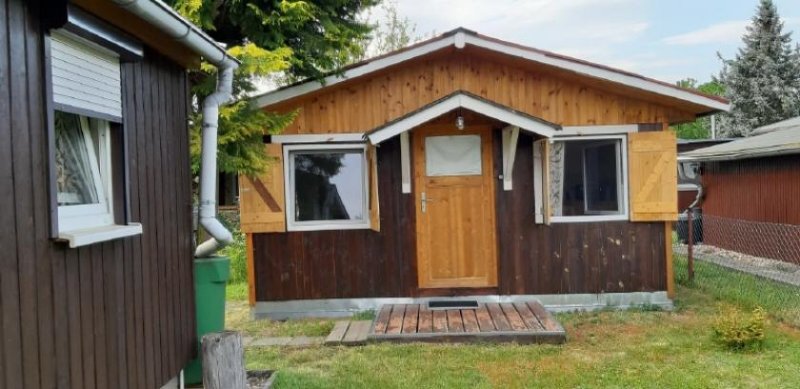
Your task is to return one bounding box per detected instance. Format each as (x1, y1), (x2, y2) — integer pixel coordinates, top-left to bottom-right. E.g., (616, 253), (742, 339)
(284, 143), (370, 231)
(49, 28), (142, 247)
(55, 111), (114, 231)
(548, 135), (628, 223)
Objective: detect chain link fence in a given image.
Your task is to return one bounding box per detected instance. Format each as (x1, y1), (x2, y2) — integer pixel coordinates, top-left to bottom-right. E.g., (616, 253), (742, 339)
(672, 211), (800, 326)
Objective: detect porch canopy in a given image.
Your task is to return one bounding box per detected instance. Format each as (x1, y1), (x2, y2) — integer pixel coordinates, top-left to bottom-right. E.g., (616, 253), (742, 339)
(363, 91), (561, 145)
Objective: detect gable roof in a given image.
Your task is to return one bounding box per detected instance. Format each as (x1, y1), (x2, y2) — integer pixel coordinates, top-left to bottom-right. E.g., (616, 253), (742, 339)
(680, 118), (800, 161)
(365, 91), (561, 144)
(253, 28), (730, 113)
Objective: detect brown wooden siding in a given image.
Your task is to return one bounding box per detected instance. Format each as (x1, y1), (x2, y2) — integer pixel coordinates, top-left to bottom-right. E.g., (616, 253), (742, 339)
(702, 155), (800, 224)
(678, 190), (698, 211)
(266, 48), (696, 135)
(253, 132), (667, 301)
(495, 133), (667, 294)
(701, 156), (800, 263)
(254, 137), (418, 300)
(0, 1), (195, 387)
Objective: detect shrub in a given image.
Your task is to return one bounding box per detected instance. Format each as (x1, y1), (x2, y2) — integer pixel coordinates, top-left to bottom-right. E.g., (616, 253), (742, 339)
(221, 231), (248, 285)
(713, 305), (766, 351)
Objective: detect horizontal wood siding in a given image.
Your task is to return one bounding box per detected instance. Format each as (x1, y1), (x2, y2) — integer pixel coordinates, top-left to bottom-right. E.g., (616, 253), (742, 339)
(267, 48), (695, 135)
(703, 155), (800, 224)
(0, 1), (195, 387)
(253, 132), (667, 301)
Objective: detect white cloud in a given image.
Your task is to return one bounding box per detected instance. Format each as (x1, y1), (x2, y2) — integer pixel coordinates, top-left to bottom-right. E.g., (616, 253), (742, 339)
(662, 20), (748, 46)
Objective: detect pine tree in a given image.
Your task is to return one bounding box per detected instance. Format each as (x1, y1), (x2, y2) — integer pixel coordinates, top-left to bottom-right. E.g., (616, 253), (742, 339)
(718, 0), (800, 137)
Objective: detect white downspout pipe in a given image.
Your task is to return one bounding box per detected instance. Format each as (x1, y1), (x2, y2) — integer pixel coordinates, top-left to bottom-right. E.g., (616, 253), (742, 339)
(111, 0), (240, 257)
(194, 62), (237, 257)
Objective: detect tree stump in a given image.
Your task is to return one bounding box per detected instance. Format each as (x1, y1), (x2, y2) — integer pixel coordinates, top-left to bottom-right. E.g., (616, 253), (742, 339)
(202, 331), (248, 389)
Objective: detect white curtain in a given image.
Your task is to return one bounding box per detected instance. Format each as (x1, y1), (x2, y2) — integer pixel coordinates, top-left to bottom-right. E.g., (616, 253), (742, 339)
(549, 141), (565, 217)
(55, 112), (99, 205)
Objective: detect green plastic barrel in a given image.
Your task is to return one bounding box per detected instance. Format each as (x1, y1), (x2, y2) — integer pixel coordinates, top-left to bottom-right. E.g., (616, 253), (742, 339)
(184, 256), (231, 385)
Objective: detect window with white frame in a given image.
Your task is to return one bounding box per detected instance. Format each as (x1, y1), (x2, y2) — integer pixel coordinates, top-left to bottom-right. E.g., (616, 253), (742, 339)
(49, 28), (142, 246)
(55, 112), (114, 231)
(284, 144), (370, 231)
(548, 135), (628, 222)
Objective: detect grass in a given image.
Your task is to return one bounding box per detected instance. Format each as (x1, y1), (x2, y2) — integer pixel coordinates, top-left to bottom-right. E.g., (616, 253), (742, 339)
(674, 254), (800, 327)
(228, 257), (800, 388)
(227, 301), (335, 338)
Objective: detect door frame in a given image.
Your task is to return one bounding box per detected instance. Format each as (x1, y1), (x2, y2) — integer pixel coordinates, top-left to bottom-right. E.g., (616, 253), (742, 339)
(412, 123), (499, 289)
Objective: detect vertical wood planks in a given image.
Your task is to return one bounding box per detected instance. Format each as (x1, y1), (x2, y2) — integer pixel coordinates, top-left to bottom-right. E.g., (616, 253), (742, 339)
(0, 2), (198, 384)
(269, 50), (696, 136)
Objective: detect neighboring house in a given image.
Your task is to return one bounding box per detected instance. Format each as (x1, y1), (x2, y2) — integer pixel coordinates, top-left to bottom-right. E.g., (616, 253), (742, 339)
(676, 139), (731, 210)
(0, 1), (235, 388)
(681, 117), (800, 263)
(238, 28), (729, 318)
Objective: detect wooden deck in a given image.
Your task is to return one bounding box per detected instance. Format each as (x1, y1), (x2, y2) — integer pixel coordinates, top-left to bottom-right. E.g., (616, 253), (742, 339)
(368, 301), (566, 344)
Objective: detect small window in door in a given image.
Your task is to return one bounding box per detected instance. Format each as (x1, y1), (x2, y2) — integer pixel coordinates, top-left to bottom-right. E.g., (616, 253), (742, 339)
(425, 135), (482, 176)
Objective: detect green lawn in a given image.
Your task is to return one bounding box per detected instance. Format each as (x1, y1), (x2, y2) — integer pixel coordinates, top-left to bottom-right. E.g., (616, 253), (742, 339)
(227, 258), (800, 388)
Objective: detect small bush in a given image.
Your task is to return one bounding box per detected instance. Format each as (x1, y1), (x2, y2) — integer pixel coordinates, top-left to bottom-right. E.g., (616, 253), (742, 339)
(713, 305), (766, 351)
(221, 231), (248, 285)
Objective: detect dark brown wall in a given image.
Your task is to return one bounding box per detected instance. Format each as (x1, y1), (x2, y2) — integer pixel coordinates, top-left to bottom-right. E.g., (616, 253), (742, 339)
(703, 155), (800, 225)
(254, 137), (418, 300)
(702, 155), (800, 263)
(0, 1), (196, 387)
(496, 133), (667, 295)
(253, 132), (667, 301)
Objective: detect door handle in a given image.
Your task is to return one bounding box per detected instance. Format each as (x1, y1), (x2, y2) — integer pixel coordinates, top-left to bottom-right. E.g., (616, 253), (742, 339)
(421, 192), (434, 213)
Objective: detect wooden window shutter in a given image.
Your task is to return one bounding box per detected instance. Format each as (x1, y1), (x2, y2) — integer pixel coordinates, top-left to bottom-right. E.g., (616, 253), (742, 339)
(627, 131), (678, 221)
(367, 144), (381, 231)
(238, 143), (286, 233)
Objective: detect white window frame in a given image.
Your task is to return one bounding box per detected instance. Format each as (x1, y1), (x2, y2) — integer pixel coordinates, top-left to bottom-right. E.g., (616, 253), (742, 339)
(550, 134), (629, 223)
(283, 143), (371, 232)
(57, 115), (115, 232)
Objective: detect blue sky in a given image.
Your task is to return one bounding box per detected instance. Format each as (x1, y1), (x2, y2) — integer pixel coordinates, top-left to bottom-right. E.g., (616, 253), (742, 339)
(383, 0), (800, 84)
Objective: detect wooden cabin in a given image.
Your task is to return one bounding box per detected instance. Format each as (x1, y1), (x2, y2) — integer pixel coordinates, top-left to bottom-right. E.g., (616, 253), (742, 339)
(0, 1), (233, 388)
(243, 28), (729, 318)
(681, 117), (800, 264)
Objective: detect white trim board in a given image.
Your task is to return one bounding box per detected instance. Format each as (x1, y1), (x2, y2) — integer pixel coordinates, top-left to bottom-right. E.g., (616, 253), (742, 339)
(558, 124), (639, 136)
(271, 133), (364, 144)
(253, 29), (729, 113)
(366, 92), (559, 144)
(252, 292), (673, 320)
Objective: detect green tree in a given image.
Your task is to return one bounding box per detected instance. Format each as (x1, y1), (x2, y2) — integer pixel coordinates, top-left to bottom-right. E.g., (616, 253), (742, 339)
(164, 0), (380, 176)
(717, 0), (800, 137)
(672, 78), (725, 139)
(353, 0), (426, 61)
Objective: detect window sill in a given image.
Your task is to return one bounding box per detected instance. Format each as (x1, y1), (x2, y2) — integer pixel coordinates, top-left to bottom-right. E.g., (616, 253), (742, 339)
(286, 222), (371, 232)
(550, 214), (629, 223)
(58, 223), (143, 248)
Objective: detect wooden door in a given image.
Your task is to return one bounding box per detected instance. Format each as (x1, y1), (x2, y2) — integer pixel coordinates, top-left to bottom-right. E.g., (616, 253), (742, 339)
(414, 125), (498, 289)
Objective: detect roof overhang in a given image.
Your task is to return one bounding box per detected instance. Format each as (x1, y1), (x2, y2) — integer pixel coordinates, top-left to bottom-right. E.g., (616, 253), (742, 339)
(254, 28), (730, 113)
(364, 91), (561, 144)
(679, 147), (800, 162)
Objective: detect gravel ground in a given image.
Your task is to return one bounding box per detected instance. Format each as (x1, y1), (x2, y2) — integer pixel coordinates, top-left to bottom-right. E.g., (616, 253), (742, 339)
(676, 243), (800, 286)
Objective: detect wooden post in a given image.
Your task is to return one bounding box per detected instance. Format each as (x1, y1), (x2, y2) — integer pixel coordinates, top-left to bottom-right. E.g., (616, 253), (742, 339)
(246, 233), (256, 307)
(665, 221), (675, 298)
(687, 208), (695, 281)
(202, 331), (248, 389)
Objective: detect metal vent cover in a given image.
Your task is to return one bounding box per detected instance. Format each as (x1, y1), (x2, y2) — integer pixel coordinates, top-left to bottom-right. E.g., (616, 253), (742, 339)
(427, 300), (479, 310)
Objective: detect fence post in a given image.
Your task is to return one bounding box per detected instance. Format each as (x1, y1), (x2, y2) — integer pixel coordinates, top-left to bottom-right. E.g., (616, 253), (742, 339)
(687, 208), (695, 281)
